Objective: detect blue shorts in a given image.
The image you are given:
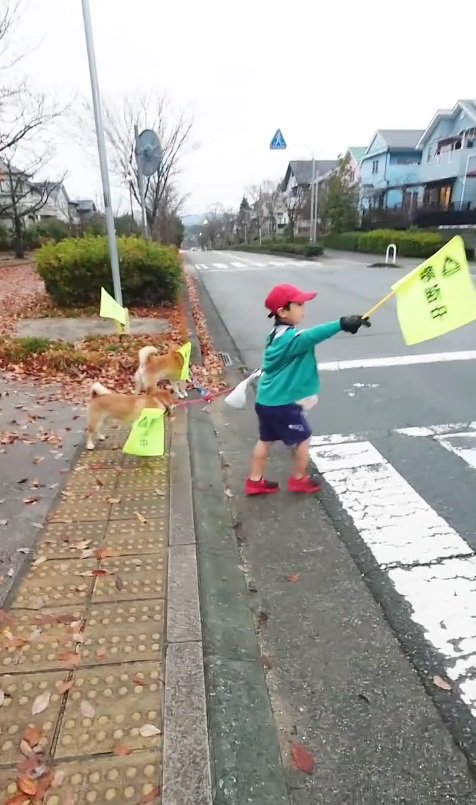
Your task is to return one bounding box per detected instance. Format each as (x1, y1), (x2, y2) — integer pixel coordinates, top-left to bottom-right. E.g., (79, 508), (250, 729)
(255, 402), (312, 446)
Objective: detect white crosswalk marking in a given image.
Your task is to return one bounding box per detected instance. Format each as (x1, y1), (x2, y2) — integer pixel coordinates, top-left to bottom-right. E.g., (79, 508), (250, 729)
(193, 259), (321, 273)
(212, 262), (227, 268)
(310, 429), (476, 721)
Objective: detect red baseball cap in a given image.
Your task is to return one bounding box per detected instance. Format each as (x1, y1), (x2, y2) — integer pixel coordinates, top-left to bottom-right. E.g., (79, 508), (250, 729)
(265, 283), (317, 316)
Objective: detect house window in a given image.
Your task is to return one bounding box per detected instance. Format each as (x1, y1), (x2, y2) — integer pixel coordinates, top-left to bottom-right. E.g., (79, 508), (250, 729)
(372, 160), (379, 174)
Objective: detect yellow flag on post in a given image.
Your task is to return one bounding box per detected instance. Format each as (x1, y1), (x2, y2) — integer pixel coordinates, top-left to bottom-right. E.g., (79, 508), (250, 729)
(122, 408), (165, 457)
(391, 236), (476, 346)
(100, 287), (130, 334)
(177, 341), (192, 381)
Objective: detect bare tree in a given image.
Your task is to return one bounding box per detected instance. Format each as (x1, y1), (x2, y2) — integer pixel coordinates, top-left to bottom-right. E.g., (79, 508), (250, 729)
(78, 94), (192, 242)
(246, 184), (267, 242)
(283, 186), (307, 242)
(261, 180), (283, 237)
(0, 144), (65, 257)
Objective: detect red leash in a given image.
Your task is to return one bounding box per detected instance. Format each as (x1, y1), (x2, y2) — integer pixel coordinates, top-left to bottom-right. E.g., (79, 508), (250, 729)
(177, 387), (232, 407)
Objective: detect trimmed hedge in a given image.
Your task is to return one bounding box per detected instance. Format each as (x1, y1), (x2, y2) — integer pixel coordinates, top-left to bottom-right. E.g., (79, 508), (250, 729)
(232, 241), (323, 258)
(36, 235), (182, 307)
(321, 229), (475, 259)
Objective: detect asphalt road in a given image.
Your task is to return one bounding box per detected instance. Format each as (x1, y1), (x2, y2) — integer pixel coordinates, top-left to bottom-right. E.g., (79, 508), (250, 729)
(187, 248), (476, 803)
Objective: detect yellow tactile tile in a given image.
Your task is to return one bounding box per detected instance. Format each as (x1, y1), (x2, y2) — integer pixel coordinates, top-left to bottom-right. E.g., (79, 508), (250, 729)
(11, 559), (97, 609)
(92, 555), (166, 603)
(80, 600), (164, 666)
(47, 496), (112, 523)
(0, 753), (161, 805)
(104, 519), (167, 555)
(0, 606), (84, 673)
(0, 670), (66, 765)
(64, 467), (120, 494)
(37, 521), (107, 559)
(55, 661), (163, 759)
(78, 449), (123, 468)
(109, 489), (168, 521)
(116, 465), (167, 491)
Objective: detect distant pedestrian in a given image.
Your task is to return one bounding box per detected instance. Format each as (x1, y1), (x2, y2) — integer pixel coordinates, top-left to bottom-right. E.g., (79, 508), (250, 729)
(246, 283), (370, 495)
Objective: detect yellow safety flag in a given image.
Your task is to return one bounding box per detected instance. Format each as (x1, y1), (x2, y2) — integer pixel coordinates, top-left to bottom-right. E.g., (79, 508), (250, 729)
(100, 287), (130, 334)
(391, 236), (476, 346)
(114, 308), (130, 336)
(177, 341), (192, 381)
(122, 408), (165, 457)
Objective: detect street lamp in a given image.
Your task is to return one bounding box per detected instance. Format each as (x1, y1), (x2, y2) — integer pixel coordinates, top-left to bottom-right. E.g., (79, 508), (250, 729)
(460, 154), (476, 210)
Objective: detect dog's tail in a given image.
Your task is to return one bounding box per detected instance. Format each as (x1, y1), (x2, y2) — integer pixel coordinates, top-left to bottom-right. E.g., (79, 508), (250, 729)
(138, 345), (158, 368)
(90, 381), (111, 398)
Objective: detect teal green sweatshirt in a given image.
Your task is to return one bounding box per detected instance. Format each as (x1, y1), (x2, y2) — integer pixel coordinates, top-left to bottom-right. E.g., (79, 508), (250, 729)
(256, 320), (342, 407)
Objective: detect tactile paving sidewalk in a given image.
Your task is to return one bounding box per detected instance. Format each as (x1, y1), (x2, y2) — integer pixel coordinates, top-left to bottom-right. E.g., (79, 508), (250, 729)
(0, 427), (167, 804)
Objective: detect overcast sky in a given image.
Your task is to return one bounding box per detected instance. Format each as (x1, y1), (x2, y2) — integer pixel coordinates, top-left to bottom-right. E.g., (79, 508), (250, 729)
(15, 0), (476, 217)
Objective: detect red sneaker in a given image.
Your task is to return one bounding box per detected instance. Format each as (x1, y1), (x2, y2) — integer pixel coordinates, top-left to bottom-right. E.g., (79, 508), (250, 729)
(245, 478), (280, 496)
(288, 475), (321, 494)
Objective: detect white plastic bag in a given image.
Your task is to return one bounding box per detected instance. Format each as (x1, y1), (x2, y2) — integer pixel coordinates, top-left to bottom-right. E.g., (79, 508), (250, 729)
(225, 369), (261, 409)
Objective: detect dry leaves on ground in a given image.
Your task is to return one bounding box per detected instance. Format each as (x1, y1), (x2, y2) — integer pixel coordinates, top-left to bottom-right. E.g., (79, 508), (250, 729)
(31, 691), (50, 716)
(139, 724), (161, 738)
(433, 675), (452, 691)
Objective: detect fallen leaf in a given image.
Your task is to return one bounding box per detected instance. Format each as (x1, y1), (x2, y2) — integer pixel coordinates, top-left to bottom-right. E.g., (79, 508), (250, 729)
(32, 691), (50, 716)
(290, 743), (315, 774)
(57, 651), (80, 668)
(5, 794), (30, 805)
(32, 456), (45, 464)
(115, 574), (124, 591)
(135, 511), (147, 524)
(95, 477), (104, 487)
(95, 547), (117, 560)
(31, 478), (40, 488)
(433, 675), (452, 691)
(56, 680), (74, 694)
(80, 549), (95, 559)
(286, 574), (300, 583)
(23, 497), (39, 505)
(0, 518), (7, 526)
(32, 522), (43, 529)
(261, 654), (273, 670)
(0, 689), (4, 706)
(155, 488), (165, 497)
(92, 569), (110, 577)
(32, 556), (47, 567)
(18, 776), (38, 796)
(74, 584), (87, 593)
(23, 726), (43, 747)
(106, 497), (121, 505)
(133, 674), (147, 687)
(20, 738), (35, 757)
(72, 632), (84, 644)
(224, 487), (234, 498)
(139, 788), (161, 803)
(51, 768), (66, 788)
(80, 700), (95, 718)
(139, 723), (161, 738)
(8, 636), (30, 650)
(96, 650), (107, 660)
(112, 743), (133, 756)
(72, 539), (91, 551)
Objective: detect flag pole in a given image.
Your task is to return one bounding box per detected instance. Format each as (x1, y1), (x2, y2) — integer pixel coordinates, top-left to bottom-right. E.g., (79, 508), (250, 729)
(363, 289), (396, 320)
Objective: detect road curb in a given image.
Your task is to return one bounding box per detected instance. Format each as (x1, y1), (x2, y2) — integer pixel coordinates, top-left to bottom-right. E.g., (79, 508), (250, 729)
(162, 408), (212, 805)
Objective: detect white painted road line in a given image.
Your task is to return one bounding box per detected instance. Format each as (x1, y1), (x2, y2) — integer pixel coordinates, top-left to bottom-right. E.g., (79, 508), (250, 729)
(310, 440), (472, 567)
(212, 262), (227, 268)
(310, 433), (476, 723)
(389, 558), (476, 717)
(319, 350), (476, 372)
(435, 432), (476, 469)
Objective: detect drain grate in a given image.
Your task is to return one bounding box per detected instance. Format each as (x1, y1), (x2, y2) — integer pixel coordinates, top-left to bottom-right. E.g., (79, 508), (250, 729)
(218, 351), (233, 367)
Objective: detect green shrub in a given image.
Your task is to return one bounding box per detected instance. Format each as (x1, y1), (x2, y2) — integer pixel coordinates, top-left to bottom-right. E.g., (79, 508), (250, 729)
(0, 224), (11, 251)
(321, 229), (454, 258)
(232, 241), (323, 258)
(36, 235), (183, 307)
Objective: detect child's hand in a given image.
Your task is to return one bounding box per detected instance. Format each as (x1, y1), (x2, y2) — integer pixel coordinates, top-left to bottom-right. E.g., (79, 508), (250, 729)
(340, 315), (372, 334)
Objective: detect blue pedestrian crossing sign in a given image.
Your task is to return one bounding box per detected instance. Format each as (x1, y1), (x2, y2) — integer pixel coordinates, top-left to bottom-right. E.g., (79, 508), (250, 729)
(270, 129), (287, 150)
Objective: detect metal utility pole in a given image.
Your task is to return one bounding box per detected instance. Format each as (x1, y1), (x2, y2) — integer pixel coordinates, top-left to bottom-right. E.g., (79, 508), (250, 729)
(309, 157), (316, 244)
(80, 0), (123, 305)
(313, 164), (319, 243)
(134, 125), (150, 239)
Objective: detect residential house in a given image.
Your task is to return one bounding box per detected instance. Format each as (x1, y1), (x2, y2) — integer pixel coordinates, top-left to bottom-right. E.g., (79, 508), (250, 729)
(417, 99), (476, 213)
(31, 182), (71, 223)
(359, 130), (423, 214)
(281, 159), (338, 233)
(346, 146), (366, 185)
(68, 199), (97, 228)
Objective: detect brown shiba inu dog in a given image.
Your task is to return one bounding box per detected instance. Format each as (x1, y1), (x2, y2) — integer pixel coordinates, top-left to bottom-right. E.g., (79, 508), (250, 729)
(134, 345), (188, 398)
(86, 382), (176, 450)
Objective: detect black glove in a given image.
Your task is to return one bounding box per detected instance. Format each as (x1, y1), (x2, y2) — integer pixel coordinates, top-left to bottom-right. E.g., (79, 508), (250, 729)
(340, 315), (371, 334)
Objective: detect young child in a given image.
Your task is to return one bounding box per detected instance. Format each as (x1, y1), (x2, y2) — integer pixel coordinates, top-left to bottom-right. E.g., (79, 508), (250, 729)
(246, 283), (370, 496)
